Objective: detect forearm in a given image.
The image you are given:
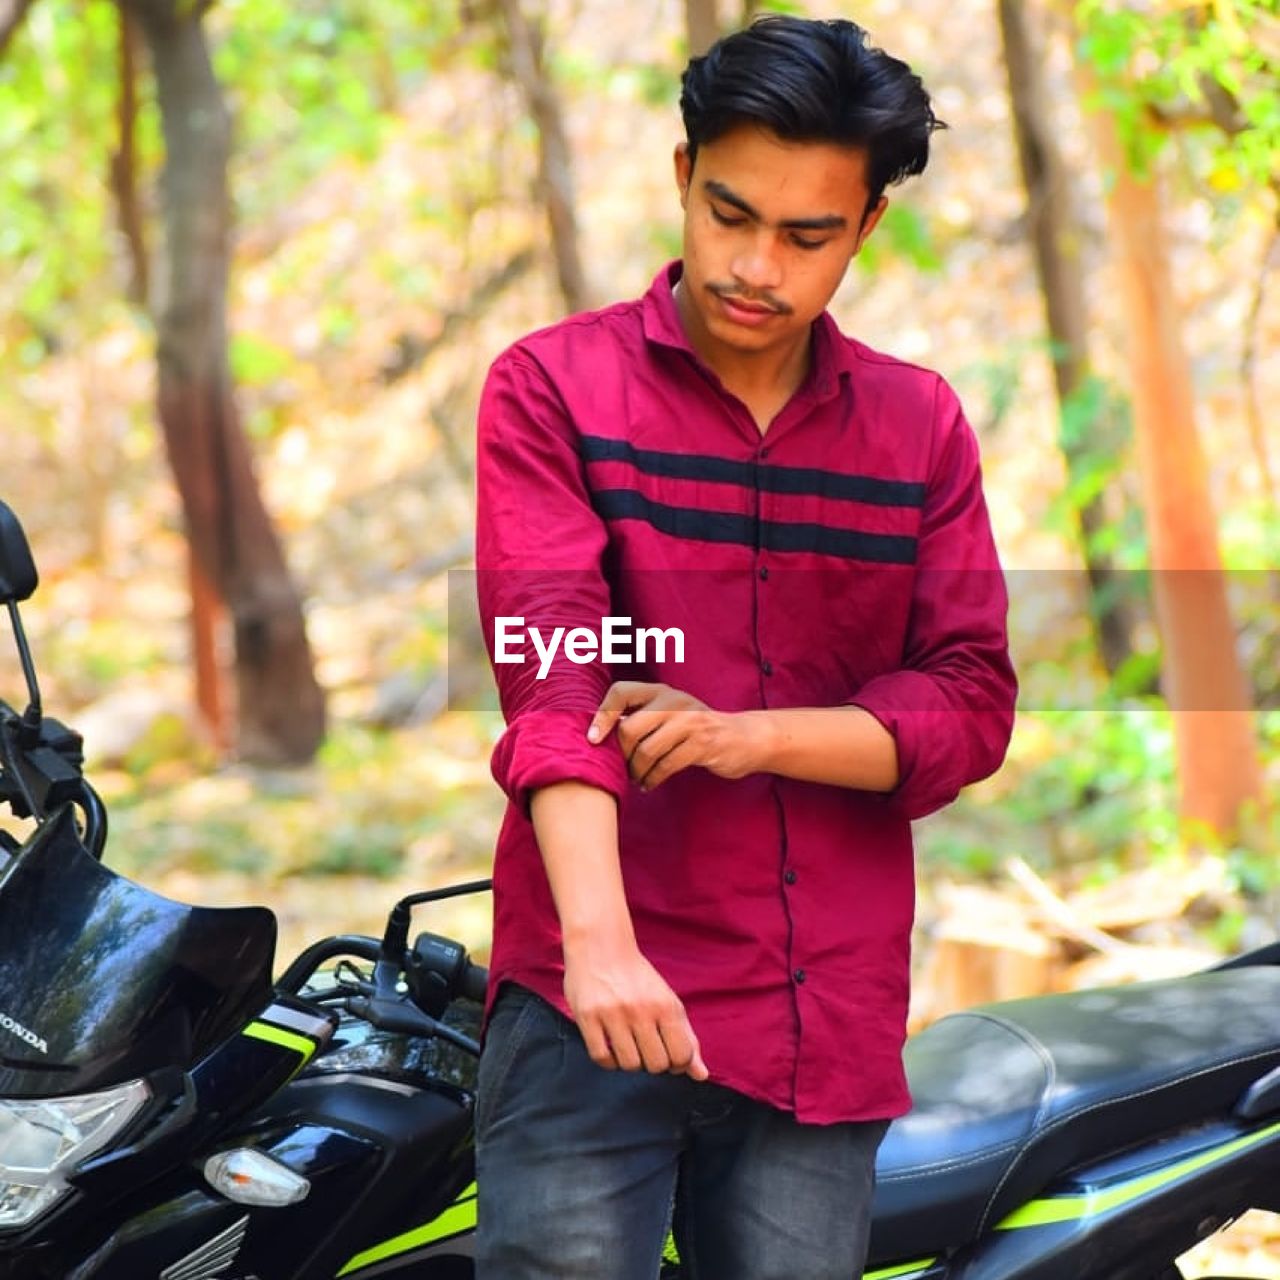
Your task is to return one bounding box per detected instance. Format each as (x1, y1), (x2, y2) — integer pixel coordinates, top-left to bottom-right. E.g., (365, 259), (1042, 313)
(528, 779), (706, 1077)
(745, 705), (900, 792)
(529, 780), (634, 954)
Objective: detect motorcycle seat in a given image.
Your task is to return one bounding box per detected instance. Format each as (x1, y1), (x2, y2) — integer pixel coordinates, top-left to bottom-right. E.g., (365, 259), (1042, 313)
(869, 964), (1280, 1261)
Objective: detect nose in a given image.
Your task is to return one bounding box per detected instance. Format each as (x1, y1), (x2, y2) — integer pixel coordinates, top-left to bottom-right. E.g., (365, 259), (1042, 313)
(730, 231), (783, 294)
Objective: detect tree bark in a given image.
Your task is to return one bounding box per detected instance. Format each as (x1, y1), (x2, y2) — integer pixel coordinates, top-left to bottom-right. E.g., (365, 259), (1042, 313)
(0, 0), (36, 58)
(998, 0), (1139, 678)
(189, 546), (228, 753)
(496, 0), (593, 314)
(124, 0), (326, 763)
(1077, 64), (1263, 835)
(110, 4), (149, 308)
(684, 0), (720, 57)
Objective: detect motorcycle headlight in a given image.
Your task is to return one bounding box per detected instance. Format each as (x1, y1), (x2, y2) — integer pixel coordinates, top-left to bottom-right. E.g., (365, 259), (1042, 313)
(0, 1078), (150, 1229)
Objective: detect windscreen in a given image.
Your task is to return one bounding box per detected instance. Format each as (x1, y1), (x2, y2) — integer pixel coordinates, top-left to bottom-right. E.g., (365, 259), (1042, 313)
(0, 806), (276, 1097)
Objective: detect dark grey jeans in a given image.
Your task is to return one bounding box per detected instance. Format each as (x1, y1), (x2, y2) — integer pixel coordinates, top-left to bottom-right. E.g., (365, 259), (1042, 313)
(475, 984), (888, 1280)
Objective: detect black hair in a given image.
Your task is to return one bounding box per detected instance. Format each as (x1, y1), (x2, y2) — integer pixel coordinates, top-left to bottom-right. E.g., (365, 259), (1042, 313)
(679, 15), (945, 210)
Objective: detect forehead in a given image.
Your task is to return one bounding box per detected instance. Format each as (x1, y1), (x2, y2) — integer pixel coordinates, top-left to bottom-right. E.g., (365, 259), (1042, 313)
(692, 125), (872, 218)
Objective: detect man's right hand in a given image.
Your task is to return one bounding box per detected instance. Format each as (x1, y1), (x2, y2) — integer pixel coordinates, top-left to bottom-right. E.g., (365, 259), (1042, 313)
(563, 938), (709, 1080)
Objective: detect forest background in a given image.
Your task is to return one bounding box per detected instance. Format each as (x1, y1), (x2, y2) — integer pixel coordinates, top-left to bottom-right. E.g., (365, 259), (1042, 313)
(0, 0), (1278, 1260)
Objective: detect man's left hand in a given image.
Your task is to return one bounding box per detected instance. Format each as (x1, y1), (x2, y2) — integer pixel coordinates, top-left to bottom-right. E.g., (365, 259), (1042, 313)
(588, 682), (763, 790)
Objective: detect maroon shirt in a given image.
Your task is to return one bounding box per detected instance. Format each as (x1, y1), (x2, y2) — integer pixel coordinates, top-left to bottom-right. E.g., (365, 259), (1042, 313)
(475, 262), (1016, 1123)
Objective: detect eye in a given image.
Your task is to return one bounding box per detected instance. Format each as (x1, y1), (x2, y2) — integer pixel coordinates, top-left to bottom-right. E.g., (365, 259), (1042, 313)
(710, 206), (747, 227)
(790, 234), (828, 251)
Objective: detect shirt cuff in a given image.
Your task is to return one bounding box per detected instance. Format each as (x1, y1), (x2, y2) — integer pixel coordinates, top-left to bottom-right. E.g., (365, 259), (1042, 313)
(491, 707), (630, 815)
(849, 671), (966, 821)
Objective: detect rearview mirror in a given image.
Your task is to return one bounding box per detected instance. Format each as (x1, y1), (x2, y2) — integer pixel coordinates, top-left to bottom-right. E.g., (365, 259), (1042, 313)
(0, 502), (38, 604)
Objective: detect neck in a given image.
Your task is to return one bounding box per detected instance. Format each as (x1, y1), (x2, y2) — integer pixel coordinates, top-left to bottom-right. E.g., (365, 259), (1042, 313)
(674, 278), (813, 409)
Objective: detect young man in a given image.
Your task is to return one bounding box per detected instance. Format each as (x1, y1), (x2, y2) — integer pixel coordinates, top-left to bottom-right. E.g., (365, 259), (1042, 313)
(473, 16), (1016, 1280)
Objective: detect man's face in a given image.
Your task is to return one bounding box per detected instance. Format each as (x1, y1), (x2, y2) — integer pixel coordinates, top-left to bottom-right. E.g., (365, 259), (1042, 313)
(674, 125), (886, 360)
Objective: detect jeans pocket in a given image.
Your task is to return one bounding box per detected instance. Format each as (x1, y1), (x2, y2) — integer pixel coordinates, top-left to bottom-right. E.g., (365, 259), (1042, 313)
(475, 986), (552, 1138)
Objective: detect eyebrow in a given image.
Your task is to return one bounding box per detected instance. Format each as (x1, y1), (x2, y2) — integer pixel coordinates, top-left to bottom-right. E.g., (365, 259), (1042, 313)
(703, 179), (848, 232)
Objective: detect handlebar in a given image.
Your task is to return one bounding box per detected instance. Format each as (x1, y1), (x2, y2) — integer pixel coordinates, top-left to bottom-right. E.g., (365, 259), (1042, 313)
(277, 927), (489, 1058)
(277, 936), (383, 993)
(460, 958), (490, 1005)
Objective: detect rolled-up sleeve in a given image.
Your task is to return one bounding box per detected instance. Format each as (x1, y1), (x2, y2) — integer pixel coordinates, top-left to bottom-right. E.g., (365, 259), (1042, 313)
(849, 379), (1017, 820)
(475, 351), (629, 813)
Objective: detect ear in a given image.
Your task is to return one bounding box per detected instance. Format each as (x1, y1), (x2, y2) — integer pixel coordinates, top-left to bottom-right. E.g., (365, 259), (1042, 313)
(854, 195), (889, 254)
(674, 142), (692, 210)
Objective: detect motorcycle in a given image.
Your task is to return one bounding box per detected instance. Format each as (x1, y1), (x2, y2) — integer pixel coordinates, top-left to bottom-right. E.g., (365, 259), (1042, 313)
(0, 496), (1279, 1279)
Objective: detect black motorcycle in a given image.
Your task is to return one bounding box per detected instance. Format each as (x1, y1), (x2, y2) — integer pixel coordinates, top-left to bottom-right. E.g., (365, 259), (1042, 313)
(1, 497), (1280, 1280)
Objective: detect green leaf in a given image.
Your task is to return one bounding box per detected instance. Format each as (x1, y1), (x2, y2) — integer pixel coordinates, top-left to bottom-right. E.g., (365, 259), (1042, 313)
(229, 332), (293, 385)
(857, 204), (942, 274)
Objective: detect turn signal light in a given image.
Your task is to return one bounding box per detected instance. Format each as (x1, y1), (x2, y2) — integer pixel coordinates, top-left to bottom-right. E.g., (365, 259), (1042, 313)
(203, 1148), (310, 1206)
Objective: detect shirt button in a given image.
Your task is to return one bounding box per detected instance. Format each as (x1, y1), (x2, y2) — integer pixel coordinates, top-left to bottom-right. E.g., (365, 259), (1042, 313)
(761, 659), (773, 676)
(760, 447), (770, 459)
(793, 969), (807, 985)
(758, 565), (769, 582)
(784, 869), (797, 885)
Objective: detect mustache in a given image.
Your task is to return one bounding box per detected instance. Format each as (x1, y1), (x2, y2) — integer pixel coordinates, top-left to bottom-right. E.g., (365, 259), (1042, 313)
(706, 283), (792, 315)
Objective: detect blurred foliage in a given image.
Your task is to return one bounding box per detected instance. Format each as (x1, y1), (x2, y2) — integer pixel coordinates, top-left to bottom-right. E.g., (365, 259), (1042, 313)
(923, 704), (1280, 891)
(0, 0), (1276, 963)
(0, 2), (138, 353)
(857, 204), (943, 274)
(0, 0), (471, 431)
(209, 0), (462, 214)
(100, 717), (497, 880)
(1076, 0), (1280, 191)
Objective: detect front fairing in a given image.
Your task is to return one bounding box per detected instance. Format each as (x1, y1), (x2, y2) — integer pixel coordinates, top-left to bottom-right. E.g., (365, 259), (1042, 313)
(0, 806), (276, 1096)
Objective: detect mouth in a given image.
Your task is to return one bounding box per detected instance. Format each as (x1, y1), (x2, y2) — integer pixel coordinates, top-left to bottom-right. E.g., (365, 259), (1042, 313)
(713, 292), (784, 328)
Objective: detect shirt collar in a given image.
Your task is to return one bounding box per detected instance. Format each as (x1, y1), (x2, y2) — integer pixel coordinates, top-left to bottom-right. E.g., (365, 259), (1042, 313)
(640, 259), (846, 402)
(640, 260), (695, 353)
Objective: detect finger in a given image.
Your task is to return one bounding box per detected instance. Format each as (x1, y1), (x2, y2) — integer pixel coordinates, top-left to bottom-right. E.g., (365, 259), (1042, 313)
(637, 738), (699, 791)
(588, 682), (658, 744)
(618, 706), (682, 766)
(620, 722), (666, 774)
(687, 1042), (709, 1081)
(629, 717), (696, 786)
(578, 1015), (619, 1071)
(659, 1015), (708, 1081)
(602, 1019), (644, 1072)
(631, 1019), (673, 1074)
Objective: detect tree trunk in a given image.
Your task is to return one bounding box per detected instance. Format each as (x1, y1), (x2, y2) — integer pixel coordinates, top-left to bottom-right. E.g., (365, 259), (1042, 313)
(1077, 65), (1263, 835)
(189, 546), (229, 753)
(998, 0), (1139, 678)
(110, 4), (149, 308)
(496, 0), (593, 314)
(125, 0), (326, 764)
(0, 0), (36, 57)
(684, 0), (720, 57)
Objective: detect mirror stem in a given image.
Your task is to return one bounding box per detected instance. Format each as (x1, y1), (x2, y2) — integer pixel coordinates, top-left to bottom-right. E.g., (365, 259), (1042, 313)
(6, 601), (41, 732)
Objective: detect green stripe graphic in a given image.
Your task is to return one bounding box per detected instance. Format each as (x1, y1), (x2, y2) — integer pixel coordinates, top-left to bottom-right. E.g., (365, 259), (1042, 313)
(864, 1258), (938, 1279)
(241, 1020), (317, 1064)
(998, 1118), (1280, 1229)
(337, 1183), (478, 1276)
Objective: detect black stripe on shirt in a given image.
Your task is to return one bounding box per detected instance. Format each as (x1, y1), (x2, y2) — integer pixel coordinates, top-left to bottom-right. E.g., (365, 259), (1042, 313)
(580, 435), (926, 508)
(591, 489), (918, 564)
